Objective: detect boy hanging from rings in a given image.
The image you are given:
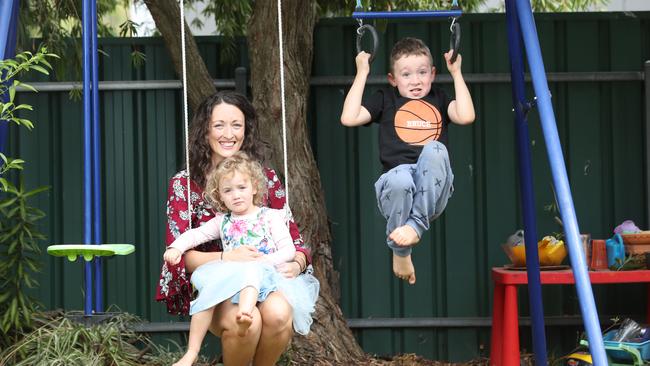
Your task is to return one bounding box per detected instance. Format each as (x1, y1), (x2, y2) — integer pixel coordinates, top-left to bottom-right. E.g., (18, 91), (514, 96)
(340, 37), (475, 284)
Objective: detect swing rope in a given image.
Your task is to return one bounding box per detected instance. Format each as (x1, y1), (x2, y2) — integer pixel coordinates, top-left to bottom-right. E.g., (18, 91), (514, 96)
(277, 0), (289, 206)
(180, 0), (192, 229)
(179, 0), (291, 222)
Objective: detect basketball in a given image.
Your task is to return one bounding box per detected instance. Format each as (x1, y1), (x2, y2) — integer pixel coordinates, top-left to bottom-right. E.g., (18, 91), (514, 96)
(394, 99), (442, 145)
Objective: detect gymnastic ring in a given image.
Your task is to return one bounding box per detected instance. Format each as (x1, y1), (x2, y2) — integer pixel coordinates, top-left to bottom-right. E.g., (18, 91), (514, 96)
(449, 21), (461, 64)
(356, 24), (379, 63)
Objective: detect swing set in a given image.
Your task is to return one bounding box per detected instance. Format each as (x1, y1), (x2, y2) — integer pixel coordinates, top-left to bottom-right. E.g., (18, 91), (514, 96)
(44, 0), (135, 319)
(349, 0), (609, 365)
(0, 0), (613, 364)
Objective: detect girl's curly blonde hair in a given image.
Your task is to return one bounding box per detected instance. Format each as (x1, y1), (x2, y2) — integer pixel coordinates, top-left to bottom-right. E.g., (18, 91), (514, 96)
(204, 151), (268, 213)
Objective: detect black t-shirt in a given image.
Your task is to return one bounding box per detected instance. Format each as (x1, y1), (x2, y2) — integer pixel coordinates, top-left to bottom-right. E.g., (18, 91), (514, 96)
(363, 86), (451, 172)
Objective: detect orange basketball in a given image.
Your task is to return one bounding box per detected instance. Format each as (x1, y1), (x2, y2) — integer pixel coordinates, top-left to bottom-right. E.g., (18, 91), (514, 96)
(394, 99), (442, 146)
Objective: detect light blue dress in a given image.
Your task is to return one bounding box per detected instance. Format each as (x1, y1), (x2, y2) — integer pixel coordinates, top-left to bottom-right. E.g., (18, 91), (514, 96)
(187, 208), (319, 335)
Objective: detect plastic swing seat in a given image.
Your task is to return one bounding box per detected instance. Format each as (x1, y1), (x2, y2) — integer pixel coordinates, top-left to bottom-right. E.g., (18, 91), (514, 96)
(47, 244), (135, 262)
(47, 243), (135, 320)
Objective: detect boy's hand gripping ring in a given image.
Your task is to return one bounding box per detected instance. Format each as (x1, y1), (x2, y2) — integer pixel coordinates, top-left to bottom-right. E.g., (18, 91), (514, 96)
(356, 24), (379, 63)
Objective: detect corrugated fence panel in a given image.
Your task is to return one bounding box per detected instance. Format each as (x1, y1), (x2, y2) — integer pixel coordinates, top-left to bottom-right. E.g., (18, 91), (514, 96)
(6, 12), (650, 362)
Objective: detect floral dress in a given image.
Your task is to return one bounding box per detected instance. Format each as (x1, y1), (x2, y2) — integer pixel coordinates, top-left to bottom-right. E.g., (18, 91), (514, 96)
(169, 207), (293, 313)
(155, 168), (310, 315)
(171, 207), (319, 335)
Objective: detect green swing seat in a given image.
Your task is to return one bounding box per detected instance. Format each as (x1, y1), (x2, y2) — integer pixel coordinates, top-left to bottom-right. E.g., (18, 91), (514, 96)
(47, 244), (135, 262)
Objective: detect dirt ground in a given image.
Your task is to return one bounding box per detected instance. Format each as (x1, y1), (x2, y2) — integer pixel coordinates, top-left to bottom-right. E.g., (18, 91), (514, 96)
(286, 352), (538, 365)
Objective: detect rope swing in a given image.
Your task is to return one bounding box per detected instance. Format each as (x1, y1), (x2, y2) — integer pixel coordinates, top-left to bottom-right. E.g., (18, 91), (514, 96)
(179, 0), (292, 222)
(180, 0), (192, 229)
(277, 0), (290, 206)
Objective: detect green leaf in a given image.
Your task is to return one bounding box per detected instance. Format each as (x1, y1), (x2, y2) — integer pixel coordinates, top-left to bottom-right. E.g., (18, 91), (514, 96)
(39, 58), (53, 69)
(1, 101), (11, 115)
(29, 65), (49, 75)
(9, 298), (17, 320)
(18, 82), (37, 93)
(0, 197), (18, 208)
(8, 85), (15, 103)
(23, 186), (50, 198)
(12, 118), (34, 129)
(0, 292), (10, 304)
(13, 104), (34, 112)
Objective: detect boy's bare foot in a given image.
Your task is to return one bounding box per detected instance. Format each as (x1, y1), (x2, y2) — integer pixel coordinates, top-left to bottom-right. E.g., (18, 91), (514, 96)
(172, 350), (199, 366)
(236, 311), (253, 336)
(392, 253), (416, 285)
(389, 225), (420, 246)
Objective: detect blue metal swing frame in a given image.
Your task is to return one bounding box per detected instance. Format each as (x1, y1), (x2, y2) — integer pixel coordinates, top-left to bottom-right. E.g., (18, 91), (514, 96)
(0, 0), (124, 318)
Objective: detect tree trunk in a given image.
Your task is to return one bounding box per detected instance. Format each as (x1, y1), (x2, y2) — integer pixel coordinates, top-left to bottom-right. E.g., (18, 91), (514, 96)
(248, 1), (366, 363)
(143, 0), (215, 111)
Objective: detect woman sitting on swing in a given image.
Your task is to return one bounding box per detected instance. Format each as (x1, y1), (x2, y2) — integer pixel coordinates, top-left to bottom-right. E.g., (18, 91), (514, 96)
(155, 90), (312, 365)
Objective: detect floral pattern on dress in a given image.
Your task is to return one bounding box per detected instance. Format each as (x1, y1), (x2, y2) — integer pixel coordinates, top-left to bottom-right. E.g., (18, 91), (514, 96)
(155, 168), (310, 315)
(221, 208), (277, 254)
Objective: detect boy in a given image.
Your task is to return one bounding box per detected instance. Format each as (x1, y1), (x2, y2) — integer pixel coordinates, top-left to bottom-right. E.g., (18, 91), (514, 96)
(340, 37), (475, 285)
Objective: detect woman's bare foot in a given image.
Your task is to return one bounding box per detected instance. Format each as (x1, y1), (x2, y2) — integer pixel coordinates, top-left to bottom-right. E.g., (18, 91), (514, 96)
(236, 311), (253, 336)
(172, 350), (199, 366)
(389, 225), (420, 246)
(392, 254), (416, 285)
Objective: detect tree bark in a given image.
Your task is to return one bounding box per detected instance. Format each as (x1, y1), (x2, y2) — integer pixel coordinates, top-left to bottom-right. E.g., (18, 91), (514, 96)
(249, 1), (366, 363)
(143, 0), (215, 111)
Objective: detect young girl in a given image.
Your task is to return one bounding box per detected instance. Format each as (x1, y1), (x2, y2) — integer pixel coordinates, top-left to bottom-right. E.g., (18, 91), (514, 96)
(163, 152), (319, 366)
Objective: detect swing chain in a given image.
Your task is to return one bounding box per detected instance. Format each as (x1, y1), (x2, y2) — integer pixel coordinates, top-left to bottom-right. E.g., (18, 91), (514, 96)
(450, 17), (457, 32)
(356, 21), (366, 35)
(354, 1), (364, 31)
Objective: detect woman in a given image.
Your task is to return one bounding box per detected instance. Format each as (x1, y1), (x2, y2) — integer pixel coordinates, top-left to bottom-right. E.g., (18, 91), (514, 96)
(156, 91), (311, 365)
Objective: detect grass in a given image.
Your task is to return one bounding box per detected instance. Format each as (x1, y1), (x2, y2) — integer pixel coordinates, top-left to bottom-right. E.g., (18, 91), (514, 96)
(0, 311), (214, 366)
(0, 311), (568, 365)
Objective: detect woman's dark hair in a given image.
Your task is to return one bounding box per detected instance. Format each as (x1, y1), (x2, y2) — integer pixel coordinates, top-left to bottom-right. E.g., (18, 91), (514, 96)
(188, 90), (268, 188)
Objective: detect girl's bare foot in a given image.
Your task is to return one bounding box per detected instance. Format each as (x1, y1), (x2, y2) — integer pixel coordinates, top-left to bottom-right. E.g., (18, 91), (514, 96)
(172, 350), (199, 366)
(392, 253), (416, 285)
(389, 225), (420, 246)
(236, 311), (253, 336)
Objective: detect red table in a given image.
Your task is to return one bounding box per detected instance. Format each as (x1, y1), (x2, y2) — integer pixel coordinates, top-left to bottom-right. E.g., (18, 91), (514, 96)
(490, 267), (650, 366)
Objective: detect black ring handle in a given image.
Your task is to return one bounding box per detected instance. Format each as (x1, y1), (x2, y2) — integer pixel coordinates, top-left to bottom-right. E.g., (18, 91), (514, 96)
(449, 21), (461, 64)
(356, 24), (378, 63)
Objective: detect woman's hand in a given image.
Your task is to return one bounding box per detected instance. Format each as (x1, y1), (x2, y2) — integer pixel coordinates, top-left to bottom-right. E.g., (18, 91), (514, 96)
(275, 261), (302, 279)
(224, 246), (263, 262)
(163, 248), (182, 265)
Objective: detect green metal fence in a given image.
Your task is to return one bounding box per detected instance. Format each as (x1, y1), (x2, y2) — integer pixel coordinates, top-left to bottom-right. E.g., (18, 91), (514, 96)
(7, 12), (650, 362)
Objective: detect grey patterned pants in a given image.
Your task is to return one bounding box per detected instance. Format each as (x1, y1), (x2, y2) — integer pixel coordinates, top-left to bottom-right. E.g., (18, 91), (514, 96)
(374, 141), (455, 257)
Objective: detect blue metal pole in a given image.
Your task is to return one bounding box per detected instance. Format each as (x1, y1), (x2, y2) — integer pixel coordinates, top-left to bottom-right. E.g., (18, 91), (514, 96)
(82, 0), (93, 316)
(352, 10), (462, 19)
(504, 1), (546, 364)
(0, 1), (16, 57)
(514, 0), (607, 364)
(90, 0), (103, 314)
(0, 0), (19, 157)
